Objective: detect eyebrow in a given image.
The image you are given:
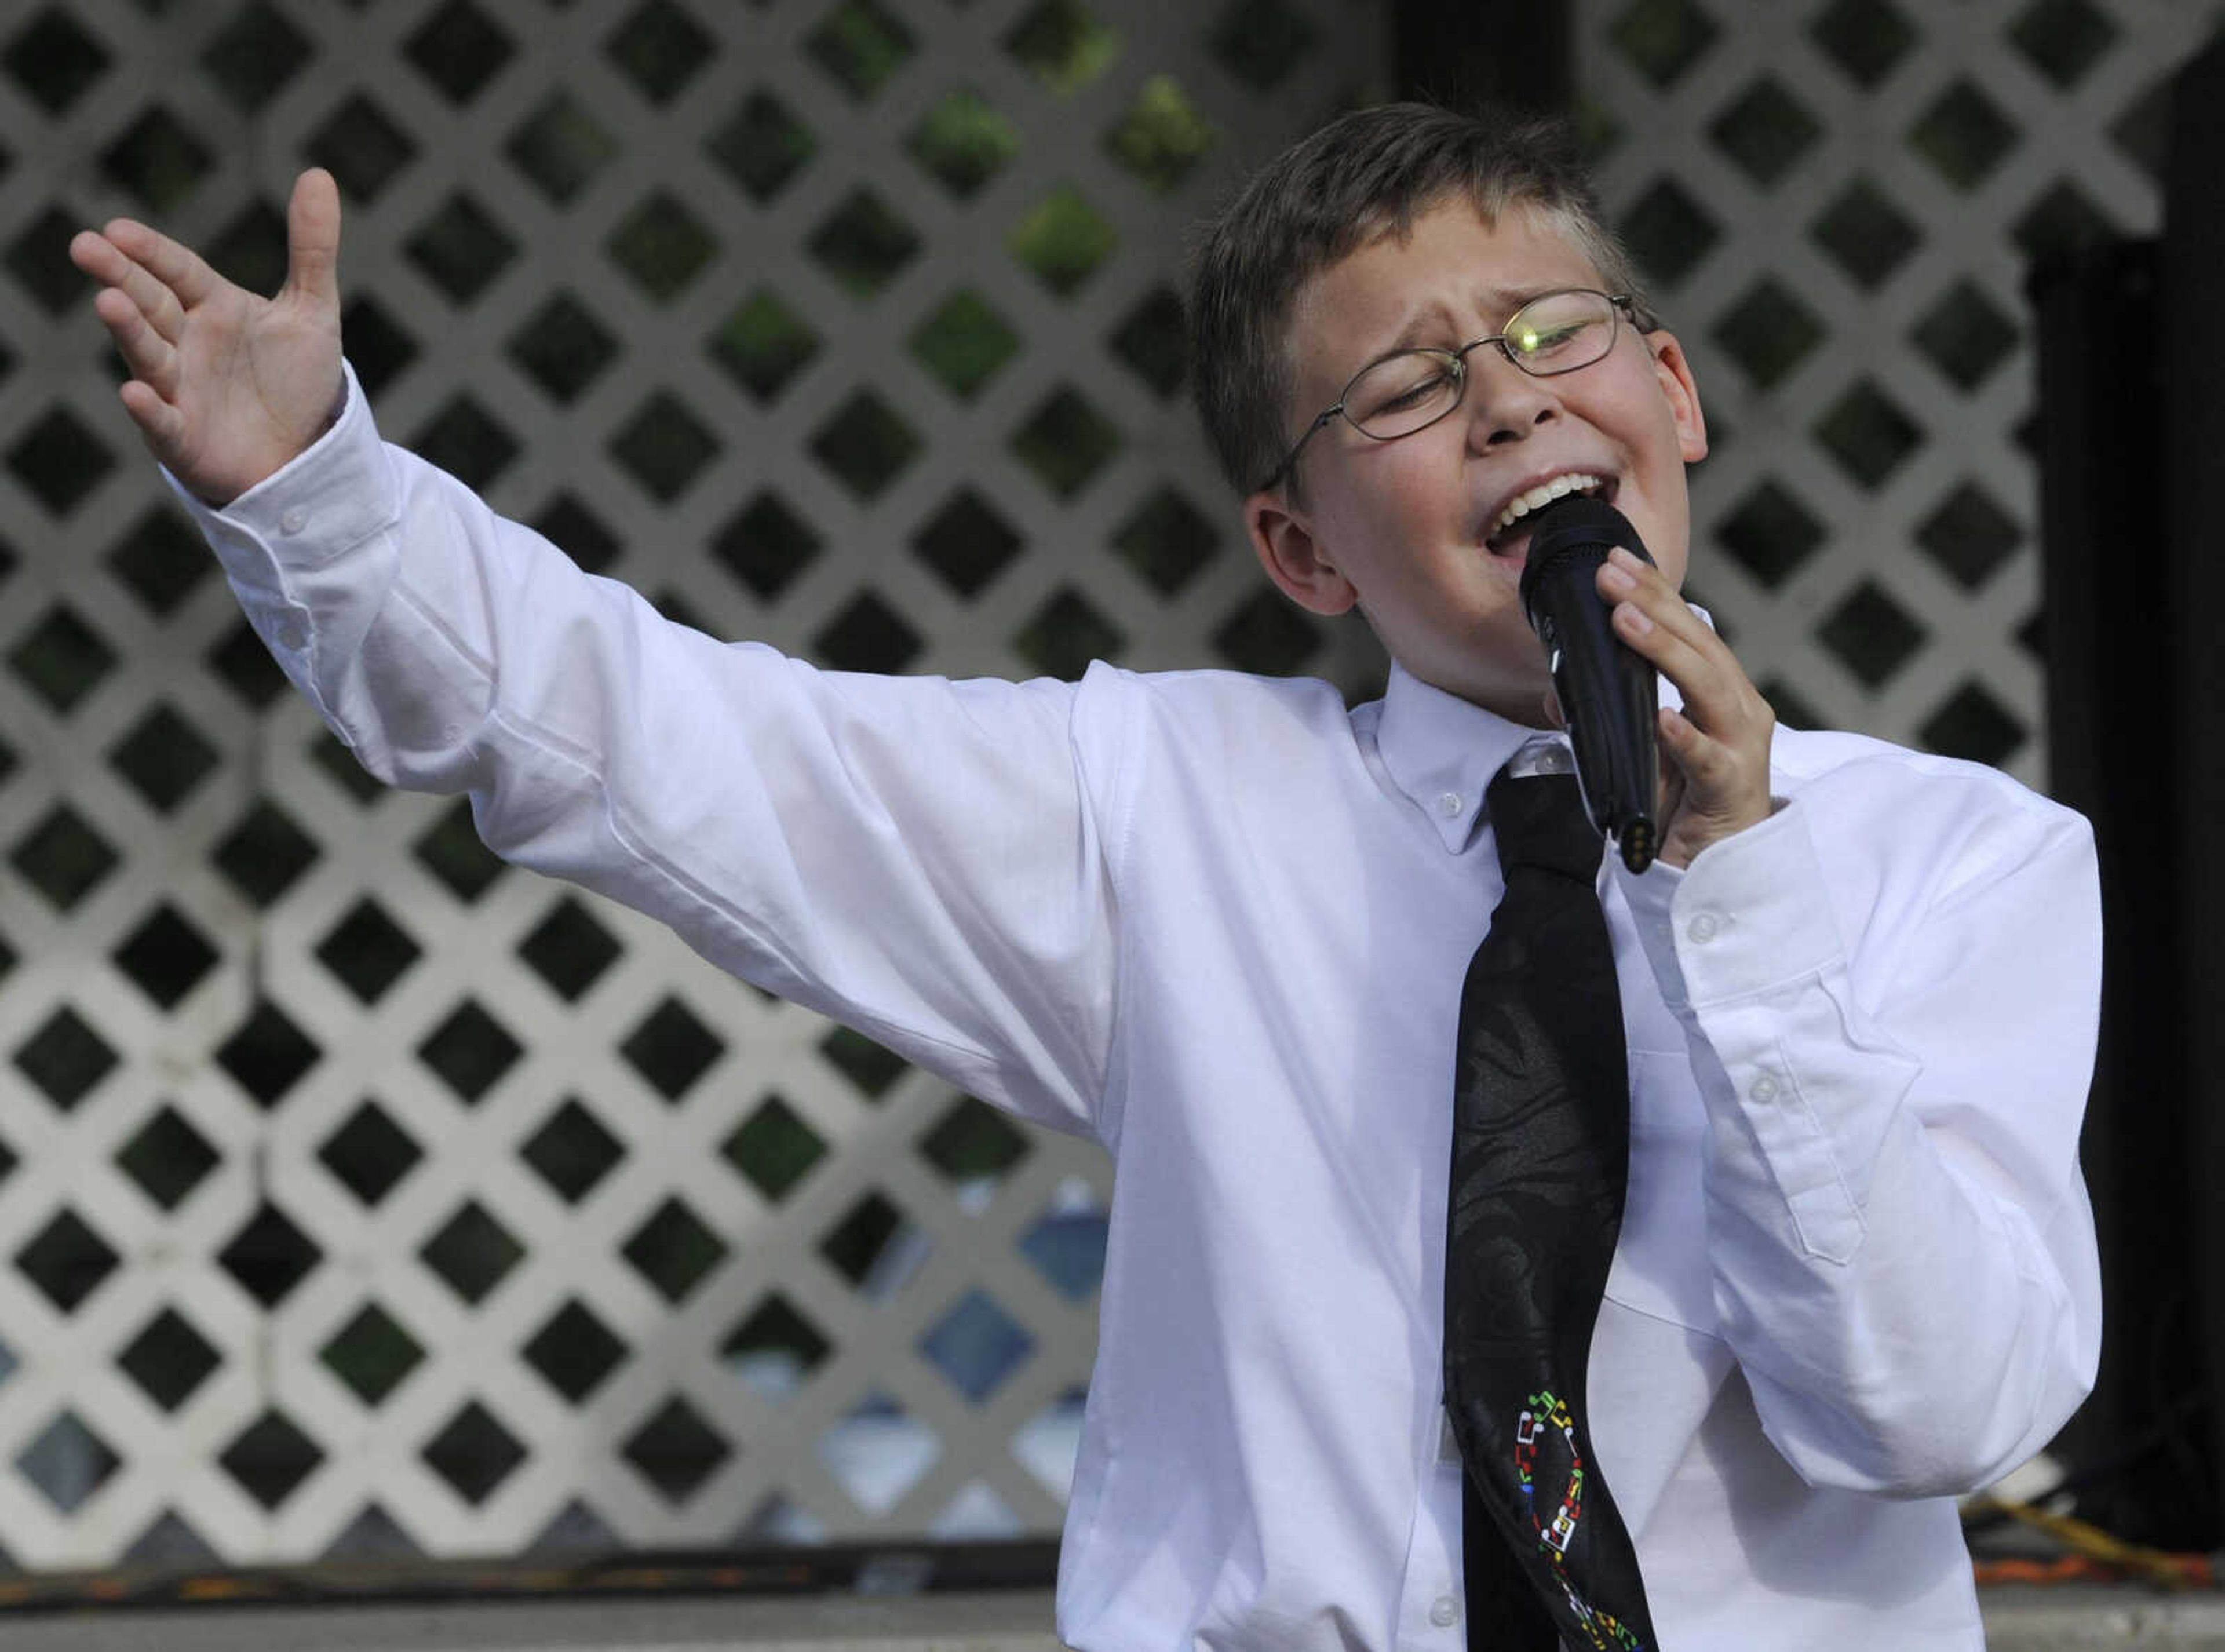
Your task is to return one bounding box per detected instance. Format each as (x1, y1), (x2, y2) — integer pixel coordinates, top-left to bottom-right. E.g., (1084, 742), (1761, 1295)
(1361, 285), (1558, 370)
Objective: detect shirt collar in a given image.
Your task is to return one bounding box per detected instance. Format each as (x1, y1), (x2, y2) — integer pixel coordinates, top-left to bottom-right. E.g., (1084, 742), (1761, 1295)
(1373, 662), (1551, 854)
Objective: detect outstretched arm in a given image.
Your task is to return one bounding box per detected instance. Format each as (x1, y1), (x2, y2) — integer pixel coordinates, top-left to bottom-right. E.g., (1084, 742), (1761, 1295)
(71, 168), (344, 506)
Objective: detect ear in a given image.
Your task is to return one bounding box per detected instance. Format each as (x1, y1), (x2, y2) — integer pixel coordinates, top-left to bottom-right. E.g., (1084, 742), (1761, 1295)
(1244, 488), (1358, 617)
(1644, 329), (1709, 464)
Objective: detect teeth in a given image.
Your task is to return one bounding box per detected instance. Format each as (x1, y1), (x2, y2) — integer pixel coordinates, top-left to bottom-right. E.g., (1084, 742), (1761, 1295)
(1489, 473), (1605, 542)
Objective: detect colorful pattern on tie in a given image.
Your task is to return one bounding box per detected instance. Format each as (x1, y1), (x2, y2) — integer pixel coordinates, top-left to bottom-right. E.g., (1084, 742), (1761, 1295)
(1513, 1391), (1647, 1652)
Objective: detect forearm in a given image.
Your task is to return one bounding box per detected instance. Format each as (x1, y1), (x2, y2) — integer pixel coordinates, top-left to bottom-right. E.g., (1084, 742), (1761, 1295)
(1624, 796), (2102, 1496)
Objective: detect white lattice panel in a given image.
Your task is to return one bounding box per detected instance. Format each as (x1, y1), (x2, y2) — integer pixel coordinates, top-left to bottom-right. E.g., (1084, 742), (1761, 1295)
(1580, 0), (2222, 786)
(0, 0), (1388, 1569)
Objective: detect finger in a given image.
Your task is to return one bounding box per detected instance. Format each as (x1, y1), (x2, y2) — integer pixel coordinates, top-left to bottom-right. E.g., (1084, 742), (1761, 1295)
(78, 236), (187, 344)
(279, 168), (342, 310)
(102, 215), (222, 309)
(116, 378), (185, 454)
(1597, 549), (1724, 658)
(92, 285), (180, 393)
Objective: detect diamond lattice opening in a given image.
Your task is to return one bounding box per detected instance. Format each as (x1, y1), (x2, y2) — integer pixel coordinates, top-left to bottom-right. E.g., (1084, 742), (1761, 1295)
(607, 192), (719, 303)
(508, 293), (621, 403)
(506, 93), (621, 206)
(345, 295), (419, 398)
(523, 1299), (630, 1404)
(709, 289), (822, 404)
(918, 1095), (1029, 1191)
(110, 703), (219, 813)
(610, 392), (723, 504)
(517, 896), (624, 1002)
(1011, 386), (1122, 499)
(1019, 1180), (1108, 1299)
(420, 1199), (525, 1305)
(1717, 478), (1826, 589)
(723, 1093), (829, 1202)
(316, 898), (423, 1005)
(809, 392), (922, 501)
(108, 508), (211, 616)
(422, 1400), (527, 1506)
(101, 106), (214, 213)
(622, 1196), (730, 1303)
(310, 729), (383, 804)
(304, 93), (418, 203)
(1710, 278), (1826, 392)
(806, 0), (914, 100)
(820, 1189), (927, 1299)
(2013, 178), (2118, 265)
(16, 1006), (118, 1113)
(16, 1208), (119, 1313)
(1214, 588), (1322, 675)
(1004, 0), (1117, 92)
(119, 1307), (222, 1412)
(9, 207), (89, 315)
(116, 1104), (220, 1212)
(1920, 680), (2026, 766)
(1010, 187), (1116, 296)
(320, 1099), (424, 1208)
(605, 0), (716, 104)
(6, 8), (112, 114)
(623, 1396), (731, 1504)
(820, 1392), (938, 1513)
(200, 1), (313, 114)
(410, 395), (520, 491)
(706, 90), (815, 202)
(12, 805), (120, 911)
(722, 1292), (832, 1401)
(712, 493), (823, 600)
(1910, 278), (2020, 392)
(221, 1410), (323, 1510)
(415, 798), (506, 902)
(914, 488), (1023, 598)
(520, 1096), (626, 1204)
(1104, 75), (1215, 195)
(820, 1025), (909, 1100)
(2007, 0), (2118, 90)
(407, 194), (521, 305)
(1916, 480), (2023, 590)
(213, 800), (320, 907)
(536, 494), (624, 575)
(807, 189), (921, 298)
(1909, 78), (2021, 191)
(1015, 586), (1124, 680)
(1205, 0), (1312, 92)
(1812, 380), (1922, 489)
(8, 409), (116, 517)
(1112, 486), (1219, 595)
(418, 999), (524, 1106)
(18, 1412), (118, 1514)
(1808, 0), (1916, 87)
(1608, 0), (1720, 87)
(1817, 579), (1927, 688)
(322, 1303), (426, 1407)
(1707, 78), (1821, 188)
(219, 1200), (322, 1307)
(1619, 178), (1721, 293)
(920, 1290), (1034, 1402)
(114, 903), (221, 1009)
(908, 89), (1018, 198)
(217, 999), (322, 1108)
(403, 0), (515, 104)
(1808, 177), (1923, 291)
(910, 290), (1020, 402)
(12, 604), (117, 714)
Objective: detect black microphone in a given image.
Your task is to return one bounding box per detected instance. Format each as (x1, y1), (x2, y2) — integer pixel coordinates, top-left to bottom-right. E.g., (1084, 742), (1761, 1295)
(1516, 495), (1659, 874)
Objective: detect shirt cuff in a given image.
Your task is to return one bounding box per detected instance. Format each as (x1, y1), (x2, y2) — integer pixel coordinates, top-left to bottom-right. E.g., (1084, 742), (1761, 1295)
(1667, 801), (1843, 1008)
(166, 358), (396, 577)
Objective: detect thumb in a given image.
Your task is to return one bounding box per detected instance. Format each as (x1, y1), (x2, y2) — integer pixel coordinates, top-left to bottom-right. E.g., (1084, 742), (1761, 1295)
(281, 167), (342, 308)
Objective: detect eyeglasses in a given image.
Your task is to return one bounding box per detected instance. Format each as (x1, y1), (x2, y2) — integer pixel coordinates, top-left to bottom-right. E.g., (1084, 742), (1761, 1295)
(1257, 289), (1642, 494)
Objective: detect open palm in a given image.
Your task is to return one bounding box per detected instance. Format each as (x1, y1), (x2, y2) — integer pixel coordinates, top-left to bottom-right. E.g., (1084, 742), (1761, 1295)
(70, 169), (344, 508)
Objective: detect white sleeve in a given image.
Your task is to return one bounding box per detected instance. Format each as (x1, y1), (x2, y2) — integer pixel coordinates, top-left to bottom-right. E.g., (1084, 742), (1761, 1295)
(173, 363), (1124, 1139)
(1618, 783), (2102, 1497)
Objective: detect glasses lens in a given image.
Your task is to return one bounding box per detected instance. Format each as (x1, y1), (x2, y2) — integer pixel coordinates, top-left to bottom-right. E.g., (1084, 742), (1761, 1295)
(1502, 290), (1617, 375)
(1345, 352), (1464, 438)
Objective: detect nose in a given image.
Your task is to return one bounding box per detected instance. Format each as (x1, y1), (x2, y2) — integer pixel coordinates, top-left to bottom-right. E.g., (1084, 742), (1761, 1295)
(1463, 351), (1560, 450)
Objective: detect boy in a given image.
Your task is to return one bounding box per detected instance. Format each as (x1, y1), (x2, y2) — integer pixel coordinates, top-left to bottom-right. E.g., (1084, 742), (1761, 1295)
(71, 103), (2099, 1650)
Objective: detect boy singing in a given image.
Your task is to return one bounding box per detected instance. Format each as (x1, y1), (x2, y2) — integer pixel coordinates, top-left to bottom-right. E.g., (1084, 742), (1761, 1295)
(73, 103), (2099, 1650)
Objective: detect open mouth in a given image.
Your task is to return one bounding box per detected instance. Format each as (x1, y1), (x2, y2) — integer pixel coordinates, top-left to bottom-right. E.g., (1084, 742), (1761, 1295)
(1484, 473), (1615, 555)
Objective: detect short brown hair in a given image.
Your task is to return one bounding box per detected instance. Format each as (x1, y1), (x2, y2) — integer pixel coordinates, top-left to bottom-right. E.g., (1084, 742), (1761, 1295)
(1187, 102), (1654, 498)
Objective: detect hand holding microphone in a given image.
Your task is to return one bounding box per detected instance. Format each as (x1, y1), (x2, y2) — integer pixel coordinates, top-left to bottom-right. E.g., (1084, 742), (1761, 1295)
(1516, 494), (1777, 873)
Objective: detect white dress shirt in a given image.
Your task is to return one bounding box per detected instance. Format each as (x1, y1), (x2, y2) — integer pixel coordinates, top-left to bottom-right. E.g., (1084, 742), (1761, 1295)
(177, 364), (2102, 1651)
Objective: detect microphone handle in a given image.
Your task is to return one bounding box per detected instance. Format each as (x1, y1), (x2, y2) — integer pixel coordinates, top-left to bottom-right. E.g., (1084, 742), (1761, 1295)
(1530, 547), (1659, 873)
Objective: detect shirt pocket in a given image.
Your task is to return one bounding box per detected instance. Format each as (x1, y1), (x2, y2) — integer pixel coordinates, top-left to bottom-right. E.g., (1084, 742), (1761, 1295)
(1603, 1048), (1716, 1334)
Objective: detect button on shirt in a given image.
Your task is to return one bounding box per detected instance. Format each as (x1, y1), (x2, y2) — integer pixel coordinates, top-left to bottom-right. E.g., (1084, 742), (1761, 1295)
(177, 366), (2103, 1651)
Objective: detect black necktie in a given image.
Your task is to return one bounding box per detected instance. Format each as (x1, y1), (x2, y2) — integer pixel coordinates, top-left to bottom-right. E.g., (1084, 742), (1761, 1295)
(1443, 758), (1658, 1651)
